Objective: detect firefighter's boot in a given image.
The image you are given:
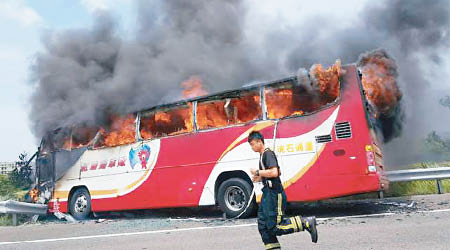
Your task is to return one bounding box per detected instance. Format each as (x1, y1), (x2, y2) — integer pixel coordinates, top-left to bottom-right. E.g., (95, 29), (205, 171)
(301, 216), (318, 243)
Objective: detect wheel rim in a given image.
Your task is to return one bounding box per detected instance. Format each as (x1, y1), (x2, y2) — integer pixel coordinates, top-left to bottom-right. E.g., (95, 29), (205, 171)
(74, 194), (88, 213)
(224, 185), (246, 212)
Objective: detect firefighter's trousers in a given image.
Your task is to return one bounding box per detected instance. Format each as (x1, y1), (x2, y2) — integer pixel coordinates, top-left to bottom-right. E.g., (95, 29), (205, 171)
(258, 186), (304, 250)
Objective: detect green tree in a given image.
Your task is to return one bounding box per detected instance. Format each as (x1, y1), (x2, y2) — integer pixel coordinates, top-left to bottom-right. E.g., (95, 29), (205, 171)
(424, 131), (450, 154)
(8, 152), (32, 189)
(440, 96), (450, 109)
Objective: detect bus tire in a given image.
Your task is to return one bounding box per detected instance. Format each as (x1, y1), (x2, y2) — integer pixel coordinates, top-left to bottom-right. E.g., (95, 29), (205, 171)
(217, 178), (256, 219)
(69, 187), (91, 220)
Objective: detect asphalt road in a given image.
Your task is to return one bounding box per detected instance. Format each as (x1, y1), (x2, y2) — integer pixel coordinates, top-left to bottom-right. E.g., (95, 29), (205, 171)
(1, 194), (450, 250)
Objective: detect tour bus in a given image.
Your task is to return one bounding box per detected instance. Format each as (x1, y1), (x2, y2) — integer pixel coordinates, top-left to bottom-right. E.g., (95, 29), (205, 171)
(34, 64), (388, 220)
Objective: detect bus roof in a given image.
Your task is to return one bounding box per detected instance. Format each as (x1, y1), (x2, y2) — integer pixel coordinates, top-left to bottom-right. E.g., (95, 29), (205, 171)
(139, 63), (356, 113)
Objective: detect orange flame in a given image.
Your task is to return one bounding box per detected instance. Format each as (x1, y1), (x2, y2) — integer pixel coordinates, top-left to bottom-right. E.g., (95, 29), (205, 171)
(101, 114), (136, 147)
(265, 61), (341, 119)
(62, 140), (72, 150)
(196, 93), (261, 129)
(310, 60), (341, 100)
(28, 188), (39, 203)
(292, 111), (304, 116)
(182, 76), (208, 98)
(358, 51), (401, 117)
(139, 76), (206, 140)
(155, 112), (171, 123)
(140, 105), (194, 139)
(265, 88), (300, 119)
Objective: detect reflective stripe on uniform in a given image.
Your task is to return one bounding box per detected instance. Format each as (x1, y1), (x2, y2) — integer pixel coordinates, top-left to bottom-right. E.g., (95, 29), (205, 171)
(265, 242), (281, 250)
(291, 217), (299, 232)
(295, 216), (303, 231)
(290, 216), (299, 232)
(276, 217), (296, 231)
(277, 193), (282, 224)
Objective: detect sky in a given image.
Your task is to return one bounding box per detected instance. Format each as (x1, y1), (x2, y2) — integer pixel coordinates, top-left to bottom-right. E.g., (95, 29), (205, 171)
(0, 0), (134, 161)
(0, 0), (449, 164)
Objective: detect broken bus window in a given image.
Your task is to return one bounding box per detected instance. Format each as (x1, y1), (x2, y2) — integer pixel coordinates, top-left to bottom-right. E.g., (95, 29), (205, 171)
(265, 80), (338, 119)
(71, 126), (98, 149)
(52, 128), (72, 151)
(196, 89), (261, 130)
(94, 114), (137, 148)
(140, 103), (194, 140)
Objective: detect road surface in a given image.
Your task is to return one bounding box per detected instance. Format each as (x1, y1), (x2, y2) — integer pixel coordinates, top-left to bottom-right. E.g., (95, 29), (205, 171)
(1, 194), (449, 249)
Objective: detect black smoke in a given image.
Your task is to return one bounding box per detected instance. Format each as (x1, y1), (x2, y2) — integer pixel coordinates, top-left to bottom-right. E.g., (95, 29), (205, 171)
(29, 0), (450, 167)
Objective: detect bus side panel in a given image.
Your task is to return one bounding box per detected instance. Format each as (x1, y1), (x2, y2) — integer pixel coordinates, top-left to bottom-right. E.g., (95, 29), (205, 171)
(143, 121), (279, 208)
(198, 121), (276, 206)
(89, 122), (271, 211)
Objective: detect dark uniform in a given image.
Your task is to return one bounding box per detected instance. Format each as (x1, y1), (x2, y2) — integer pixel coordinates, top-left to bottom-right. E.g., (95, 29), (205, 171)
(257, 148), (318, 250)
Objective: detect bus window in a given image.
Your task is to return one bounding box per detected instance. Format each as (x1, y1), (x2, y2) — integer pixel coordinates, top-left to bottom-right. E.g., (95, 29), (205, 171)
(52, 128), (72, 151)
(39, 134), (54, 154)
(71, 126), (98, 149)
(196, 89), (261, 130)
(94, 114), (137, 148)
(265, 81), (334, 119)
(140, 103), (194, 140)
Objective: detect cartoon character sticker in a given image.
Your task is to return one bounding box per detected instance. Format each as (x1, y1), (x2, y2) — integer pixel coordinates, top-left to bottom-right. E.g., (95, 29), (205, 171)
(129, 144), (151, 169)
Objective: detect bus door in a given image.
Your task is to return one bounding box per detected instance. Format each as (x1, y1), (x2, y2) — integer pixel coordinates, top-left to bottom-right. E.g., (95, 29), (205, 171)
(273, 116), (320, 194)
(51, 128), (87, 181)
(36, 134), (55, 187)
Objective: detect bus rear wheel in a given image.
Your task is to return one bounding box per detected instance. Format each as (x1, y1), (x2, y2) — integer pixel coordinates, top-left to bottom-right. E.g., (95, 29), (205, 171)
(217, 178), (256, 219)
(69, 187), (91, 220)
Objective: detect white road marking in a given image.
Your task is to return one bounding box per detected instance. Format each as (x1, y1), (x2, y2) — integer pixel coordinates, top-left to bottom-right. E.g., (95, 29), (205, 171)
(0, 224), (256, 246)
(1, 208), (449, 246)
(168, 217), (220, 221)
(417, 208), (450, 213)
(317, 212), (396, 221)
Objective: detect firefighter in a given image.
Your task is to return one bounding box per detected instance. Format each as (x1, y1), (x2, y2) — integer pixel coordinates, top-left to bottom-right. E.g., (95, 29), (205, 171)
(248, 131), (318, 250)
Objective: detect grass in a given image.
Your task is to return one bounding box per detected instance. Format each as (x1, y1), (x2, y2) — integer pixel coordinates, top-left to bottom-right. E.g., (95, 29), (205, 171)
(384, 161), (450, 197)
(0, 175), (24, 201)
(0, 175), (29, 226)
(0, 215), (12, 226)
(386, 180), (450, 197)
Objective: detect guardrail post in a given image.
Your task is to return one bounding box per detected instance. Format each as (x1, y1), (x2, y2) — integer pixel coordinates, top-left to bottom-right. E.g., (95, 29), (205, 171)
(12, 213), (17, 226)
(436, 179), (443, 194)
(377, 191), (384, 199)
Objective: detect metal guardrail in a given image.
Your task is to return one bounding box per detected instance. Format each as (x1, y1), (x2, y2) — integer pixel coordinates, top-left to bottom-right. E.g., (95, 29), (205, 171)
(0, 200), (48, 226)
(386, 167), (450, 194)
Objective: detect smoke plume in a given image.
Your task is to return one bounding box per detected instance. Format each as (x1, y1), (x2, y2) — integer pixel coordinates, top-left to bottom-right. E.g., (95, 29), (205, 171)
(29, 0), (450, 167)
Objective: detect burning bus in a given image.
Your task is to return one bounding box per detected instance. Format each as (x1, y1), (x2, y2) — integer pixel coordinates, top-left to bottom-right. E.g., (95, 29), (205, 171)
(31, 54), (398, 220)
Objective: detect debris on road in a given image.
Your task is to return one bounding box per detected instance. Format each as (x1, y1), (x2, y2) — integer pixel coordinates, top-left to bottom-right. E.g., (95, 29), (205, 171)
(54, 211), (77, 223)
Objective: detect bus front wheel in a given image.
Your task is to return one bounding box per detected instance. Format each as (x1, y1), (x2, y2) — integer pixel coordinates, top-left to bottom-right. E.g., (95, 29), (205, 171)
(69, 187), (91, 220)
(217, 178), (256, 219)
